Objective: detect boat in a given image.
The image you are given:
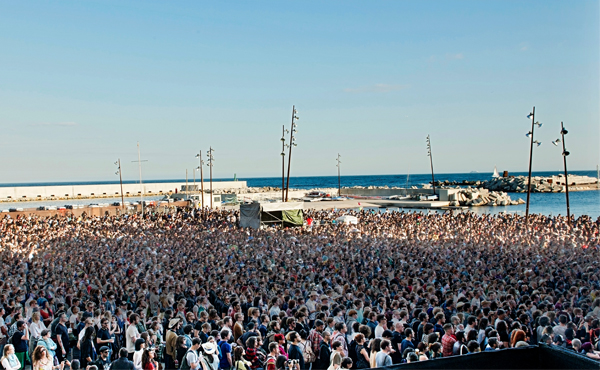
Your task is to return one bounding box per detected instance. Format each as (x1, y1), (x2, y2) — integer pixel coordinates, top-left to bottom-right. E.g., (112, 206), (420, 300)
(492, 166), (500, 178)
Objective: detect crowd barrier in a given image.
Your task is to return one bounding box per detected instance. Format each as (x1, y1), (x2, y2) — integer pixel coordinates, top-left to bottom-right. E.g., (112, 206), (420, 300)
(314, 344), (598, 370)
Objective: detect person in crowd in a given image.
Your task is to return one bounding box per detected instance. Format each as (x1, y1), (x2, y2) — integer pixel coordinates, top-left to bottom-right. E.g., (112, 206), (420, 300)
(11, 321), (28, 370)
(36, 330), (57, 363)
(1, 345), (21, 370)
(219, 330), (233, 370)
(201, 341), (219, 370)
(286, 331), (305, 370)
(375, 340), (393, 367)
(340, 357), (353, 370)
(0, 208), (598, 370)
(111, 348), (134, 370)
(93, 346), (112, 370)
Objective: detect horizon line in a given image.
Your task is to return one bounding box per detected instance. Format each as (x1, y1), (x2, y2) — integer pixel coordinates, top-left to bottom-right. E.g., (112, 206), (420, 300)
(0, 169), (597, 187)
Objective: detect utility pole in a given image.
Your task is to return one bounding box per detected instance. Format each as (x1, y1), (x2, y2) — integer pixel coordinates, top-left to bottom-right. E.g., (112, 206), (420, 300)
(132, 142), (148, 217)
(336, 153), (342, 196)
(281, 125), (289, 202)
(115, 159), (125, 212)
(207, 147), (214, 208)
(285, 106), (299, 202)
(525, 107), (542, 223)
(195, 150), (204, 208)
(186, 169), (189, 201)
(426, 135), (436, 197)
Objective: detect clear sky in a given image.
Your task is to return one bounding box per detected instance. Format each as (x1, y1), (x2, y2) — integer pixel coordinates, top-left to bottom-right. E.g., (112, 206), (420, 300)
(1, 0), (598, 183)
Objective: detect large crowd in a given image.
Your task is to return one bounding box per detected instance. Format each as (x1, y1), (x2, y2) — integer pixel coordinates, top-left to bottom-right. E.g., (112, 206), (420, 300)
(0, 207), (599, 370)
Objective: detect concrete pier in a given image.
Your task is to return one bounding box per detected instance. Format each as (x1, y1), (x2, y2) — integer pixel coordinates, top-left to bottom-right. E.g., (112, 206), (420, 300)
(0, 181), (246, 202)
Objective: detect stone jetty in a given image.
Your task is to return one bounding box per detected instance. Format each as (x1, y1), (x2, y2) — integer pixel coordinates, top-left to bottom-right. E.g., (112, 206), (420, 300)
(433, 174), (598, 193)
(449, 188), (524, 207)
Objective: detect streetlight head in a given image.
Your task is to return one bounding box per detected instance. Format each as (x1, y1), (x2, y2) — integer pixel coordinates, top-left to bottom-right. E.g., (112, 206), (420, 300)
(527, 113), (533, 119)
(526, 132), (532, 138)
(535, 121), (542, 128)
(561, 128), (568, 135)
(115, 171), (119, 175)
(534, 141), (542, 147)
(281, 152), (285, 156)
(552, 139), (559, 146)
(292, 143), (297, 147)
(114, 161), (118, 165)
(563, 151), (570, 156)
(280, 138), (285, 142)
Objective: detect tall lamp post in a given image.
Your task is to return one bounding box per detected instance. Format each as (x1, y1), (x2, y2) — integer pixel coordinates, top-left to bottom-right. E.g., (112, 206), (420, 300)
(525, 107), (543, 223)
(115, 159), (125, 212)
(195, 150), (205, 208)
(281, 125), (289, 202)
(552, 122), (571, 227)
(426, 135), (436, 197)
(285, 106), (299, 202)
(336, 153), (342, 196)
(207, 147), (214, 208)
(132, 142), (148, 217)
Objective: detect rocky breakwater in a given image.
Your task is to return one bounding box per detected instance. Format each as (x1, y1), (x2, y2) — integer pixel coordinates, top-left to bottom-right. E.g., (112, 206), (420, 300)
(449, 188), (524, 207)
(479, 176), (564, 193)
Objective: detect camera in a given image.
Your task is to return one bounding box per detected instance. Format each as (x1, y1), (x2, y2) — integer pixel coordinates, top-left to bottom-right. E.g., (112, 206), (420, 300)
(286, 359), (299, 368)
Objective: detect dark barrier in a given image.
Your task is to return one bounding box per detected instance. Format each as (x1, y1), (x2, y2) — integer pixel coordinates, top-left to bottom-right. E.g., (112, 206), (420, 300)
(312, 344), (598, 370)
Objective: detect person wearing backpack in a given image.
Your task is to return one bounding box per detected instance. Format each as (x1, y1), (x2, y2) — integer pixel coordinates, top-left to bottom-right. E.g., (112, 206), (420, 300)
(180, 338), (202, 370)
(296, 331), (315, 369)
(265, 342), (279, 370)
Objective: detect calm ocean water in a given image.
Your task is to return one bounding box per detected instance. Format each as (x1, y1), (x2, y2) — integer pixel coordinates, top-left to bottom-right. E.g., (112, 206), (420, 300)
(1, 171), (598, 218)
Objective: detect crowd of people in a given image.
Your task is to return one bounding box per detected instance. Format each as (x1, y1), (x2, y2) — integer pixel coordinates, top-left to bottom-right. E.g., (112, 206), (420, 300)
(0, 206), (599, 370)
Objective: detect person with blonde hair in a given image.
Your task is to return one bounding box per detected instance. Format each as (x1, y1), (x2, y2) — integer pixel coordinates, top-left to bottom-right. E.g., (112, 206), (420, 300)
(29, 312), (47, 359)
(1, 344), (21, 370)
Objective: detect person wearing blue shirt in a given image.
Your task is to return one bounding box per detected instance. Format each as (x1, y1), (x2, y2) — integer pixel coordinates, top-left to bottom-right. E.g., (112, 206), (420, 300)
(218, 330), (232, 370)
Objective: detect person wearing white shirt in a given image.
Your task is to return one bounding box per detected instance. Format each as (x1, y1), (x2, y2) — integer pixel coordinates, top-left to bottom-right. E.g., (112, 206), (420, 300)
(29, 312), (47, 359)
(1, 344), (22, 370)
(374, 315), (388, 339)
(132, 338), (146, 370)
(126, 314), (141, 359)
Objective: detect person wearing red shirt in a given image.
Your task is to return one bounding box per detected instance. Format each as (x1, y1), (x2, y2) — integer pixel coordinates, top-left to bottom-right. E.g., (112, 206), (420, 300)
(441, 324), (457, 357)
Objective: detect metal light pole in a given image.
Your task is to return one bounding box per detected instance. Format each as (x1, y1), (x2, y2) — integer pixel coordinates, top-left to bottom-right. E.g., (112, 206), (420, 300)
(426, 135), (436, 197)
(285, 106), (299, 202)
(336, 153), (342, 196)
(525, 107), (542, 223)
(195, 151), (205, 208)
(552, 123), (571, 227)
(132, 142), (148, 217)
(281, 125), (289, 202)
(115, 159), (125, 212)
(207, 147), (214, 208)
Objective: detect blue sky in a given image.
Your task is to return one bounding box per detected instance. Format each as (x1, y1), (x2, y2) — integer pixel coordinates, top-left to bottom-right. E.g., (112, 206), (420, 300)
(0, 0), (598, 182)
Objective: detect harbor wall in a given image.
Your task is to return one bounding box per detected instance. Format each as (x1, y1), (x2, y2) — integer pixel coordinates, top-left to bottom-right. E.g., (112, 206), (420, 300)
(0, 181), (246, 201)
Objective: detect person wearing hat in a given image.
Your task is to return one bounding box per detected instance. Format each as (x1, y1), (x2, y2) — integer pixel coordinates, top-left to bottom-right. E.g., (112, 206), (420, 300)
(201, 341), (219, 370)
(92, 346), (111, 370)
(165, 318), (181, 370)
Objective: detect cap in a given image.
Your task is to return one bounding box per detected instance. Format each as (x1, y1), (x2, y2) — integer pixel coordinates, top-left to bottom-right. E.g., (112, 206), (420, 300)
(99, 346), (110, 353)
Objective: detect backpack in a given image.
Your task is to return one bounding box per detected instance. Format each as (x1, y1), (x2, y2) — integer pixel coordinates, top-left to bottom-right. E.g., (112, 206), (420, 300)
(300, 340), (316, 364)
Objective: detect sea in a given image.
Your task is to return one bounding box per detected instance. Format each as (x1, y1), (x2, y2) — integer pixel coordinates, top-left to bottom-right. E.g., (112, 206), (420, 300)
(1, 170), (599, 218)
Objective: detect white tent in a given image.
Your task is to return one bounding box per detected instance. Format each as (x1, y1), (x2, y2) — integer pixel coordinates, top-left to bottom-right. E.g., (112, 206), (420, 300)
(336, 215), (358, 225)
